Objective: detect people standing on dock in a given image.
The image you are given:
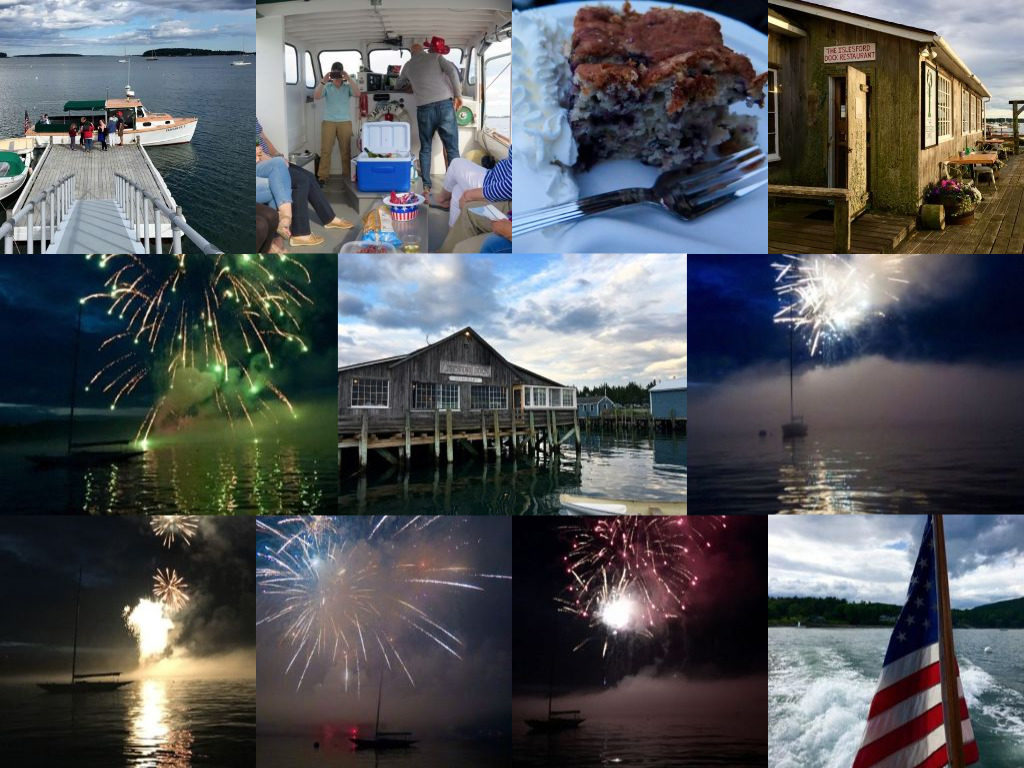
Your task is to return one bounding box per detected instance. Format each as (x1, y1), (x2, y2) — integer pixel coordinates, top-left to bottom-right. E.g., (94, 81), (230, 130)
(106, 112), (118, 147)
(314, 61), (360, 188)
(116, 111), (125, 146)
(97, 118), (108, 151)
(80, 118), (93, 152)
(68, 121), (78, 150)
(396, 38), (462, 193)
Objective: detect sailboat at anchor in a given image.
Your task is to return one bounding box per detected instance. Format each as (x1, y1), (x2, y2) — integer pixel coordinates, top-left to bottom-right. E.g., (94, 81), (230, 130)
(348, 670), (416, 749)
(781, 302), (808, 440)
(38, 568), (131, 693)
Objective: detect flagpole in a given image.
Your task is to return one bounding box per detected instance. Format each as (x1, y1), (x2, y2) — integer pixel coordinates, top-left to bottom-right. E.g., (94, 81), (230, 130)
(933, 514), (965, 768)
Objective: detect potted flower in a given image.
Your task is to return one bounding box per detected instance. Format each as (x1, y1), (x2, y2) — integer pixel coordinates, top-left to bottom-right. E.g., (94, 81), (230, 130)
(924, 178), (979, 224)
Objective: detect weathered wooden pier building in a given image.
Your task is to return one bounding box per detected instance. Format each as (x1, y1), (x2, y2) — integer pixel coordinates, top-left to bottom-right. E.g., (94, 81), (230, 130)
(650, 380), (686, 432)
(339, 327), (580, 471)
(768, 0), (991, 252)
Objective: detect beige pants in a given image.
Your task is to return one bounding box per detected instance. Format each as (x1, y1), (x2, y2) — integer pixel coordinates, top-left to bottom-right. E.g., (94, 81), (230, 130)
(440, 200), (511, 253)
(319, 120), (353, 182)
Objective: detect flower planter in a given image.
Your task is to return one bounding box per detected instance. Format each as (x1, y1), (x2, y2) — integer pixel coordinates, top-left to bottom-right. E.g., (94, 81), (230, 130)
(946, 210), (975, 225)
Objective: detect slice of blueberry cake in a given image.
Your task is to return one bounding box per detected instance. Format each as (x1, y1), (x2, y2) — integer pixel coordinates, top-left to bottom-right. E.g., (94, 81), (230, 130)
(569, 2), (767, 170)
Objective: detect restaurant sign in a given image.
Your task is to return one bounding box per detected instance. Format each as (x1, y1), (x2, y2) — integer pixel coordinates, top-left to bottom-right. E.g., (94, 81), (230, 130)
(824, 43), (875, 63)
(449, 375), (483, 383)
(440, 361), (491, 378)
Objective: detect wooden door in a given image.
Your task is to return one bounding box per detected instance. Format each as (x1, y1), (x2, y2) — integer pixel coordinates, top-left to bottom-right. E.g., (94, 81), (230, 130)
(846, 65), (868, 215)
(831, 77), (848, 189)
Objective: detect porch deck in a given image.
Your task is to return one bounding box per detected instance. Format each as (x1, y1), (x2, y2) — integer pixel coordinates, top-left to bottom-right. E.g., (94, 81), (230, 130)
(899, 153), (1024, 254)
(769, 202), (915, 254)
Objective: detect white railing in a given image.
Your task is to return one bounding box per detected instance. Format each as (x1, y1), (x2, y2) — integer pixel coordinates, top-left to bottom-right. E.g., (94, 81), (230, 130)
(114, 173), (221, 254)
(1, 174), (75, 254)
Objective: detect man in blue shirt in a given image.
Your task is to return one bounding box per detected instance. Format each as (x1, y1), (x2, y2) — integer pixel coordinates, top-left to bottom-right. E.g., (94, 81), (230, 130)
(314, 61), (361, 187)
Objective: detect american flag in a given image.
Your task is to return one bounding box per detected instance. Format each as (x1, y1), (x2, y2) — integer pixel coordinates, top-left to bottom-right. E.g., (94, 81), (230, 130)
(23, 109), (30, 134)
(853, 516), (979, 768)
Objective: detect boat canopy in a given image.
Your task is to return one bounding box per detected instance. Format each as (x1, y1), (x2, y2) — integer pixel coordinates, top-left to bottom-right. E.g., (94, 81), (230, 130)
(63, 99), (106, 111)
(0, 151), (25, 177)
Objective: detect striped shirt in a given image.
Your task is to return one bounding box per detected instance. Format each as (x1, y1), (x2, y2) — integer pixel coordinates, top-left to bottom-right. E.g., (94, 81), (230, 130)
(482, 149), (512, 202)
(256, 119), (269, 153)
(852, 516), (979, 768)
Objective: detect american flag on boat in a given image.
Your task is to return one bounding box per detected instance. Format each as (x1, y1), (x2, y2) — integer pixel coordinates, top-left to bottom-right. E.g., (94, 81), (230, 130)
(853, 516), (979, 768)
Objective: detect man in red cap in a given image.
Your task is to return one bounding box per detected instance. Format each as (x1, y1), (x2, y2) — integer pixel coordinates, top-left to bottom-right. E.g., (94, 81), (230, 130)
(396, 37), (463, 194)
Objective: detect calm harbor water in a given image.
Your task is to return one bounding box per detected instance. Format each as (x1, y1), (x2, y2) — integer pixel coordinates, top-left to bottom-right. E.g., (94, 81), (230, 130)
(0, 55), (254, 252)
(1, 679), (255, 766)
(690, 424), (1024, 514)
(257, 736), (508, 768)
(511, 715), (765, 767)
(0, 414), (336, 514)
(339, 433), (686, 514)
(770, 627), (1024, 767)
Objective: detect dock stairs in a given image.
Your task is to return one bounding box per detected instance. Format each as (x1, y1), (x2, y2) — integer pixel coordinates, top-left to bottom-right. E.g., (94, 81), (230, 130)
(0, 140), (220, 254)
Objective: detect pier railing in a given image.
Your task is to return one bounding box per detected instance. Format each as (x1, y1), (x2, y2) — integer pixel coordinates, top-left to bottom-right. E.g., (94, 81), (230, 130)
(114, 173), (222, 255)
(0, 172), (75, 254)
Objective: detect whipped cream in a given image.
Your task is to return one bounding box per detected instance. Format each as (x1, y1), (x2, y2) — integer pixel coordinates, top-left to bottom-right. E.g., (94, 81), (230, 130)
(512, 10), (579, 209)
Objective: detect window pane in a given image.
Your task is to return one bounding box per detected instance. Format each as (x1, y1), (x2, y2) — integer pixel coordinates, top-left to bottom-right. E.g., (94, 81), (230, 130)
(351, 379), (388, 407)
(471, 386), (506, 410)
(467, 46), (478, 86)
(304, 51), (316, 89)
(319, 51), (363, 80)
(444, 48), (464, 68)
(482, 40), (511, 137)
(369, 48), (410, 74)
(284, 43), (298, 85)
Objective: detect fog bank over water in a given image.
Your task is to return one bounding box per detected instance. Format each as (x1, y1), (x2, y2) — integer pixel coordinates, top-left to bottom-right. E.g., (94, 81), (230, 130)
(693, 356), (1024, 434)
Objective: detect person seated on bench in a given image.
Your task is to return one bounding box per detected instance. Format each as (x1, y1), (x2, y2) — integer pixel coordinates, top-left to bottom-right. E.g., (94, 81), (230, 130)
(256, 146), (294, 241)
(258, 120), (353, 247)
(439, 203), (511, 253)
(255, 204), (284, 253)
(431, 150), (512, 228)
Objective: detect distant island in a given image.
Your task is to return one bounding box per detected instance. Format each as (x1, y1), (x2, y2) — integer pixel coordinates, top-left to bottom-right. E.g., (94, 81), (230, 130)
(141, 48), (253, 57)
(14, 53), (84, 57)
(0, 52), (6, 58)
(769, 595), (1024, 629)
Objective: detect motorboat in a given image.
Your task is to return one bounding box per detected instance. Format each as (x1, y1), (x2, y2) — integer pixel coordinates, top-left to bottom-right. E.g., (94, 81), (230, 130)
(0, 148), (29, 200)
(38, 569), (131, 694)
(24, 81), (197, 147)
(559, 494), (686, 516)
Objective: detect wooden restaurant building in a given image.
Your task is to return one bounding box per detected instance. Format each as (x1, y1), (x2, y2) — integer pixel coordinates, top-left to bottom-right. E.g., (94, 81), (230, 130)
(338, 327), (579, 469)
(768, 0), (991, 250)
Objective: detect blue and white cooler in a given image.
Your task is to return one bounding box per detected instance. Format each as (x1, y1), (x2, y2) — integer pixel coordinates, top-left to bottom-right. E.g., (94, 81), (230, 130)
(355, 121), (413, 193)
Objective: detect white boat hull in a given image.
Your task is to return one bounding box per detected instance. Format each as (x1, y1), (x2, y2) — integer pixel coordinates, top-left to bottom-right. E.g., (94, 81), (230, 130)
(27, 119), (197, 148)
(0, 168), (29, 200)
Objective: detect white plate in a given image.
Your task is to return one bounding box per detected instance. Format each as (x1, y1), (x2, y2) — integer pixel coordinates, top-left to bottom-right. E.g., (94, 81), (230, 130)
(512, 0), (767, 254)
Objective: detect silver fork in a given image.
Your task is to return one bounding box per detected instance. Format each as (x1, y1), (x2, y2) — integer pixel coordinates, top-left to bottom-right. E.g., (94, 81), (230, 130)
(513, 145), (767, 237)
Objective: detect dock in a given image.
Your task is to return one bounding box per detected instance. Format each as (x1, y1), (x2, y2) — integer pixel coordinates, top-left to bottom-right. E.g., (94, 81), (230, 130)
(769, 201), (916, 254)
(1, 139), (219, 254)
(339, 409), (581, 472)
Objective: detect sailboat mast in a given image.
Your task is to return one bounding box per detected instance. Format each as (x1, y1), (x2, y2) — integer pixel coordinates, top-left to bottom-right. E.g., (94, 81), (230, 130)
(933, 515), (966, 768)
(375, 669), (383, 736)
(71, 567), (82, 683)
(789, 305), (795, 422)
(67, 302), (82, 456)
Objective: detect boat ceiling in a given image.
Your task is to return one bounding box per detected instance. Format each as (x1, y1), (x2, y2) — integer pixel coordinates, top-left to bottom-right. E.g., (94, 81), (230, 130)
(268, 0), (511, 52)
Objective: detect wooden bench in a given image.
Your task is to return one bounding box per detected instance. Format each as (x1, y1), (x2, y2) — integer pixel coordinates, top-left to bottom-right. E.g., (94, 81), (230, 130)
(768, 184), (851, 253)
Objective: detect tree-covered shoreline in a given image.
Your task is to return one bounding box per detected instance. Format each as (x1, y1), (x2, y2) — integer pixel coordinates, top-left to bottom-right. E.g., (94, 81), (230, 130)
(769, 595), (1024, 629)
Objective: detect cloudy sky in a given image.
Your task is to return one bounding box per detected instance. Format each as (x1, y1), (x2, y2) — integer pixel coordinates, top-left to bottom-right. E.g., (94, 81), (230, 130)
(813, 0), (1020, 118)
(769, 515), (1024, 609)
(338, 254), (685, 389)
(0, 0), (252, 55)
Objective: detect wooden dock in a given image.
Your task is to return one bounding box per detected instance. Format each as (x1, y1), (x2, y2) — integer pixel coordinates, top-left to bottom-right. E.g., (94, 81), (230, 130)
(339, 410), (581, 471)
(18, 142), (172, 207)
(899, 153), (1024, 254)
(770, 201), (915, 253)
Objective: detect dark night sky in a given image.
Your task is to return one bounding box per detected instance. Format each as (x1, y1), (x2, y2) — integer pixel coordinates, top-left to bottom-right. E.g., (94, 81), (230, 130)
(0, 255), (338, 414)
(512, 517), (767, 696)
(689, 255), (1024, 383)
(257, 517), (512, 735)
(0, 516), (255, 679)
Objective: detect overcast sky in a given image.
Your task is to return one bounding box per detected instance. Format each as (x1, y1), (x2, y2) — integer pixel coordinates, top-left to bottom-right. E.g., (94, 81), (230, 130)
(812, 0), (1020, 118)
(0, 0), (252, 55)
(338, 254), (685, 389)
(769, 515), (1024, 609)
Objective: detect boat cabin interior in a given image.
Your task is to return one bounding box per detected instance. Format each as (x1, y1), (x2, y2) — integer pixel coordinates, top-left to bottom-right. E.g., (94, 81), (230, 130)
(256, 0), (511, 252)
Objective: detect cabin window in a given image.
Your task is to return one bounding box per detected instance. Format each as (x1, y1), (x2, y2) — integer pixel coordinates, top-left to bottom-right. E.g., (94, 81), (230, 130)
(962, 87), (969, 134)
(467, 46), (478, 87)
(318, 51), (363, 80)
(767, 68), (779, 161)
(351, 378), (389, 408)
(367, 48), (463, 76)
(284, 43), (298, 85)
(937, 73), (952, 141)
(482, 39), (511, 138)
(533, 388), (547, 407)
(304, 51), (316, 89)
(471, 385), (507, 410)
(412, 382), (460, 411)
